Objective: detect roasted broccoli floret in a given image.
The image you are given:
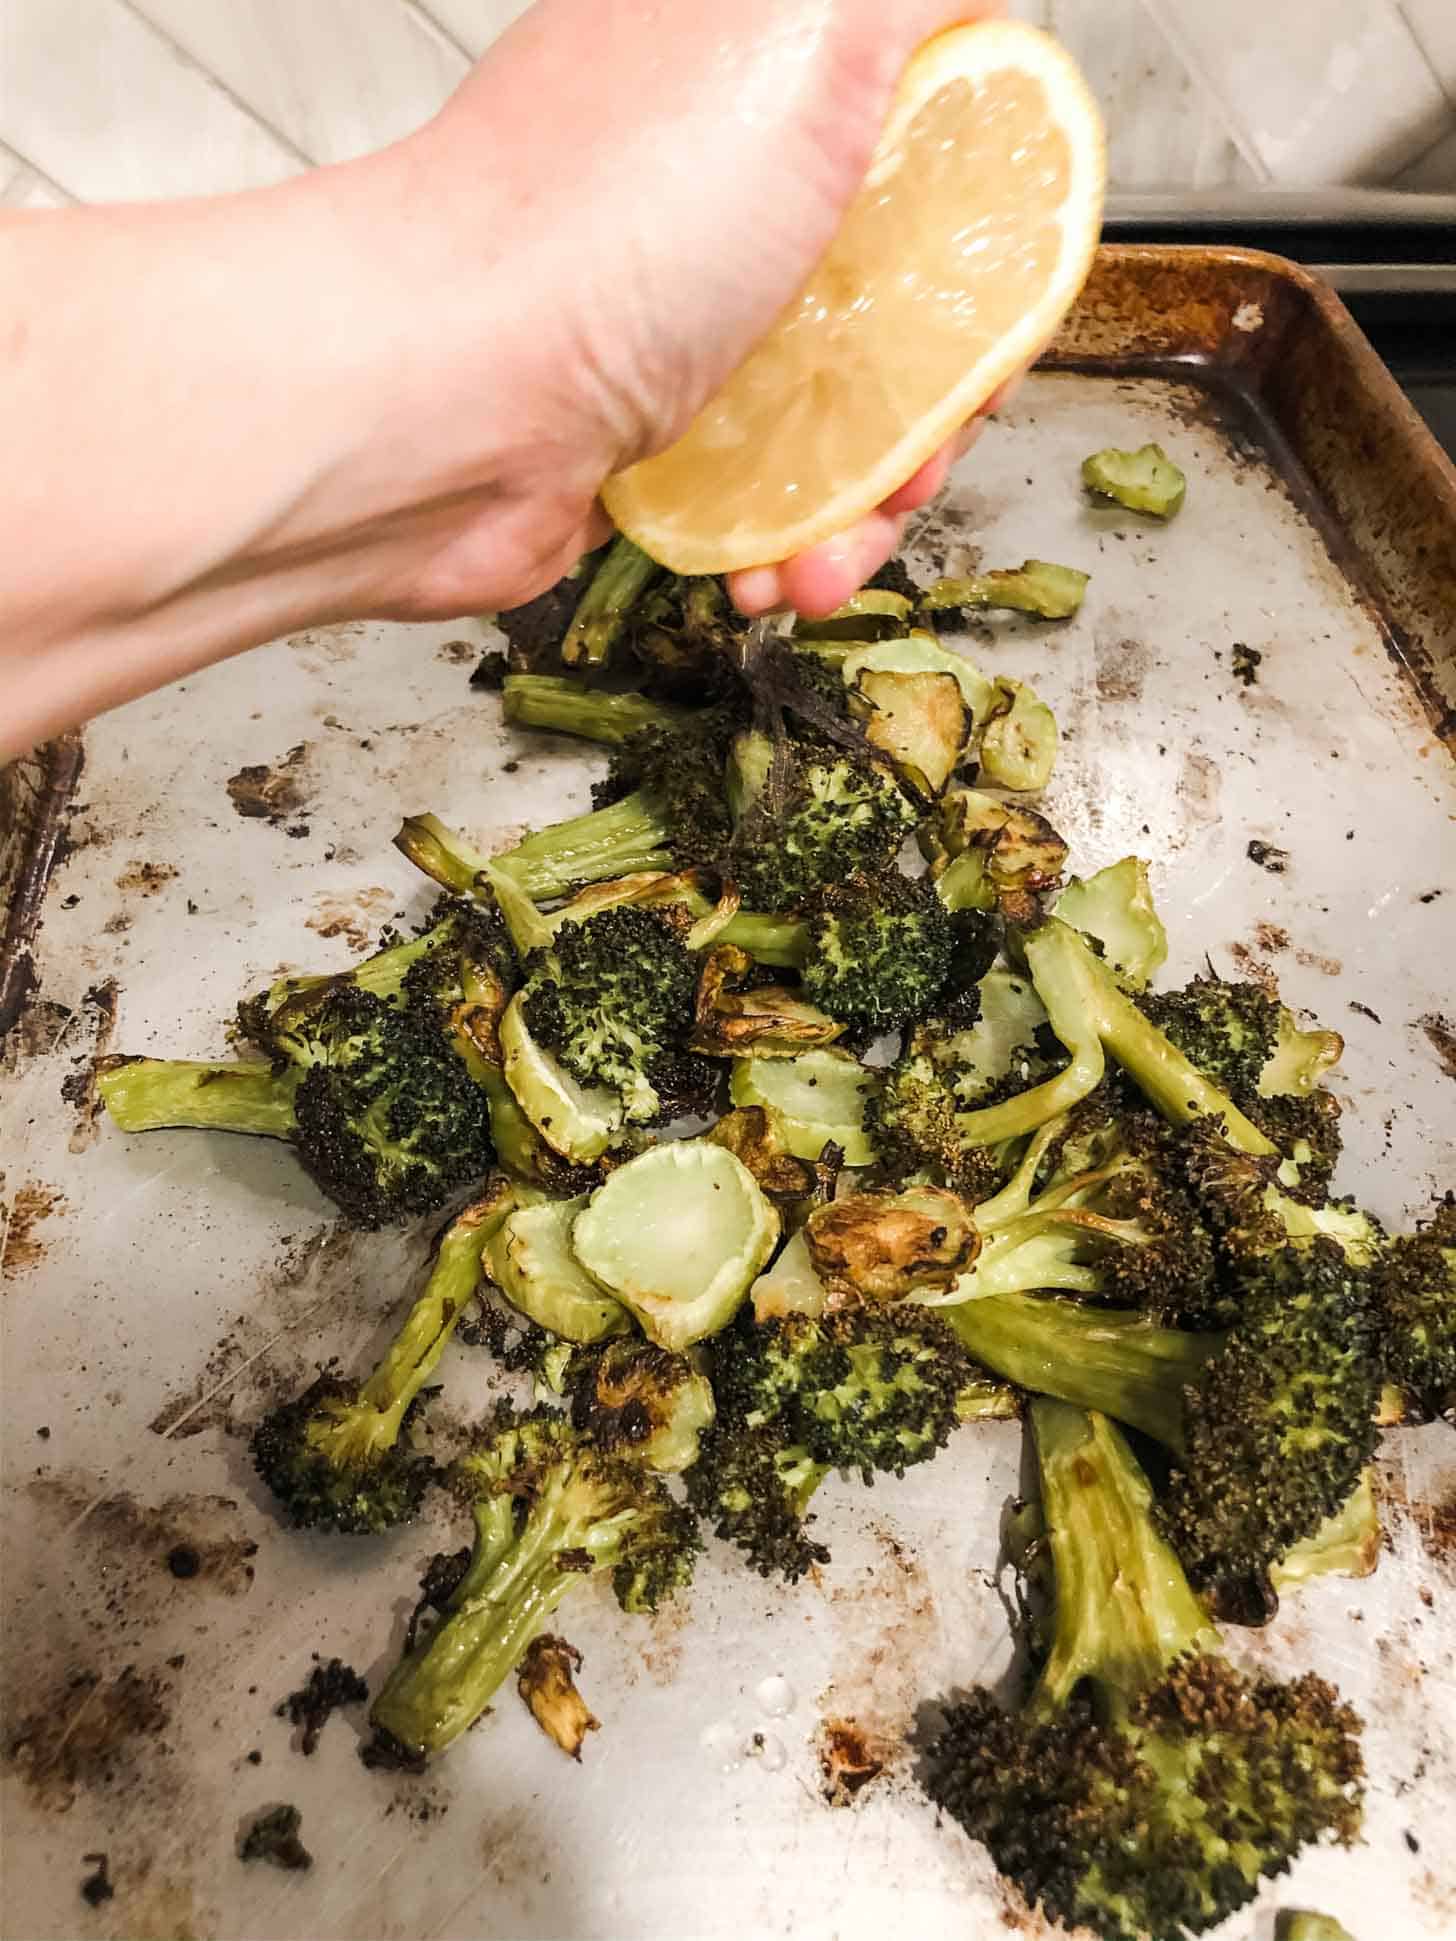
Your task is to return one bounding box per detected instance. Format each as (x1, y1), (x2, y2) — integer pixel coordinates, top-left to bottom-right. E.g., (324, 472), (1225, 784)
(1371, 1195), (1455, 1421)
(925, 1401), (1364, 1941)
(98, 901), (506, 1226)
(252, 1182), (515, 1531)
(725, 727), (918, 909)
(1138, 974), (1280, 1095)
(689, 1305), (1008, 1579)
(685, 1419), (831, 1582)
(714, 1306), (987, 1478)
(366, 1405), (699, 1762)
(564, 1337), (716, 1473)
(519, 904), (701, 1123)
(946, 1231), (1381, 1609)
(1082, 441), (1187, 517)
(714, 871), (958, 1032)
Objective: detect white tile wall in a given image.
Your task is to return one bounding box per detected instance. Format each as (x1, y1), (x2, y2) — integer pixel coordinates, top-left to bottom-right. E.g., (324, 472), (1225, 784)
(0, 139), (71, 209)
(128, 0), (468, 165)
(412, 0), (533, 62)
(0, 0), (1450, 202)
(0, 0), (303, 200)
(1397, 0), (1456, 102)
(1143, 0), (1454, 184)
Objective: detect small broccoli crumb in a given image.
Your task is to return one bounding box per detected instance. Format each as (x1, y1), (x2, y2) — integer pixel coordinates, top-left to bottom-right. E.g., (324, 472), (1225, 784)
(1231, 642), (1263, 686)
(469, 650), (509, 690)
(79, 1854), (114, 1907)
(238, 1804), (312, 1871)
(277, 1657), (369, 1755)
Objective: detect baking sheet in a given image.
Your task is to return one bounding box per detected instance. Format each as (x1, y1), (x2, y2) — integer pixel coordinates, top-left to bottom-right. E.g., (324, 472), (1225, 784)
(3, 254), (1456, 1940)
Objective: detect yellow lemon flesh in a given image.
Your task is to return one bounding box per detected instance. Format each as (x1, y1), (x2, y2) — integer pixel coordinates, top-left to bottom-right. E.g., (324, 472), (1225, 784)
(602, 21), (1105, 574)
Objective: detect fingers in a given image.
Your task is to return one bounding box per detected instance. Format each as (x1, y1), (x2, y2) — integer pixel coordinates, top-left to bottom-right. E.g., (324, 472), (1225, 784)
(727, 363), (1031, 618)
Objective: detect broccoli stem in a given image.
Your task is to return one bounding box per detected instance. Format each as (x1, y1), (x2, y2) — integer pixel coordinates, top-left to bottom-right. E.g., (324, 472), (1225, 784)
(497, 793), (677, 899)
(357, 1199), (503, 1425)
(715, 910), (809, 970)
(561, 536), (663, 667)
(501, 676), (688, 745)
(397, 798), (675, 904)
(1001, 919), (1275, 1156)
(945, 1296), (1222, 1454)
(947, 921), (1107, 1147)
(95, 1057), (299, 1137)
(370, 1481), (594, 1756)
(1026, 1401), (1216, 1719)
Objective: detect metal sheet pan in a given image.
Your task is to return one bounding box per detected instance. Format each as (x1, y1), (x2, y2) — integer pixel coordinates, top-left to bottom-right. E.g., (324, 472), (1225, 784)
(3, 247), (1455, 1941)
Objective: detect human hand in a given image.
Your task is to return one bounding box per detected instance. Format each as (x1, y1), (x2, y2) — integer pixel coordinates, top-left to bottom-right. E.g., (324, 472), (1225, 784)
(381, 0), (1009, 621)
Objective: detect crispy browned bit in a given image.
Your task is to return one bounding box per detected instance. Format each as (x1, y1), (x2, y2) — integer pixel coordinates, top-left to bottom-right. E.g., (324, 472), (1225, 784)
(805, 1186), (978, 1305)
(469, 650), (509, 690)
(818, 1718), (884, 1805)
(517, 1636), (601, 1760)
(1246, 839), (1290, 874)
(705, 1107), (817, 1201)
(276, 1657), (368, 1756)
(79, 1854), (114, 1907)
(691, 945), (841, 1057)
(238, 1803), (312, 1871)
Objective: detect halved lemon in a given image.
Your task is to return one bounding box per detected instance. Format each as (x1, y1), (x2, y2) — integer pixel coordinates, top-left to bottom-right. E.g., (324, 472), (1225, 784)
(601, 20), (1105, 574)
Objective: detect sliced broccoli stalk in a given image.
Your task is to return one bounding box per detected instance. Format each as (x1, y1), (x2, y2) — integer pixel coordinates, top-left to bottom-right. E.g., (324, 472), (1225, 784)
(793, 589), (915, 640)
(96, 1057), (300, 1137)
(751, 1228), (830, 1323)
(930, 919), (1108, 1148)
(252, 1180), (516, 1531)
(924, 789), (1069, 920)
(977, 676), (1059, 792)
(841, 631), (994, 720)
(499, 992), (624, 1164)
(925, 1402), (1365, 1941)
(920, 560), (1089, 620)
(1259, 1007), (1344, 1097)
(477, 1062), (597, 1194)
(484, 1196), (630, 1344)
(1270, 1470), (1380, 1594)
(561, 535), (664, 667)
(571, 1142), (779, 1351)
(729, 1049), (880, 1165)
(564, 1337), (716, 1473)
(1052, 857), (1168, 991)
(849, 666), (970, 800)
(501, 675), (689, 745)
(368, 1408), (698, 1761)
(1082, 442), (1187, 517)
(1275, 1913), (1357, 1941)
